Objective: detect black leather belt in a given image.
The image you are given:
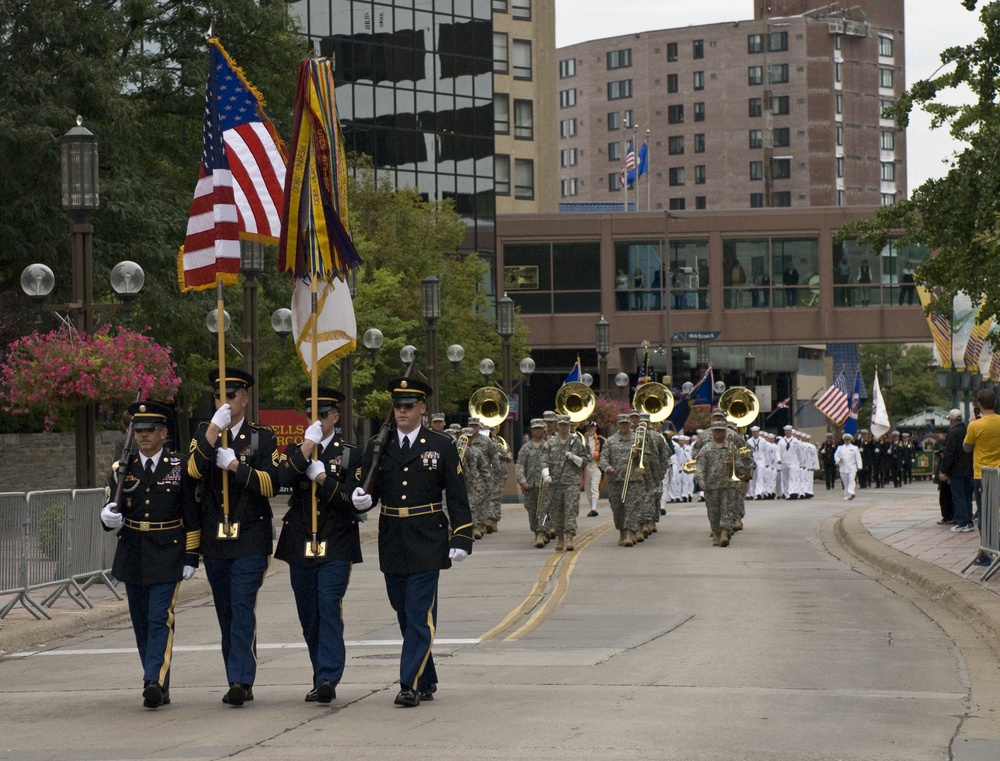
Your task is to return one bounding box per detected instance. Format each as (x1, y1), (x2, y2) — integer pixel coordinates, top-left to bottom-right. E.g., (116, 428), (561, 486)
(381, 503), (442, 518)
(123, 518), (182, 532)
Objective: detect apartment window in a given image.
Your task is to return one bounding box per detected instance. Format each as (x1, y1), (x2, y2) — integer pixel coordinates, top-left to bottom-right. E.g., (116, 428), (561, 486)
(835, 61), (842, 83)
(749, 98), (762, 118)
(560, 118), (577, 137)
(512, 39), (532, 79)
(881, 131), (896, 151)
(748, 66), (763, 86)
(559, 59), (576, 79)
(608, 142), (621, 161)
(513, 99), (533, 140)
(693, 102), (705, 122)
(879, 36), (894, 57)
(668, 136), (685, 155)
(834, 34), (841, 50)
(694, 165), (706, 185)
(749, 161), (763, 181)
(514, 158), (534, 199)
(748, 34), (763, 54)
(773, 127), (790, 147)
(560, 148), (577, 168)
(772, 158), (791, 180)
(768, 31), (788, 51)
(836, 126), (843, 146)
(750, 193), (764, 208)
(693, 39), (704, 59)
(608, 79), (633, 100)
(772, 95), (790, 115)
(494, 93), (510, 134)
(561, 178), (578, 198)
(695, 196), (707, 210)
(669, 198), (686, 211)
(666, 42), (678, 61)
(773, 191), (792, 207)
(838, 190), (845, 207)
(669, 167), (685, 186)
(512, 0), (531, 20)
(749, 129), (763, 149)
(493, 33), (508, 74)
(881, 161), (896, 181)
(693, 133), (705, 153)
(623, 109), (634, 127)
(880, 99), (895, 118)
(560, 88), (576, 108)
(609, 172), (623, 191)
(693, 71), (705, 90)
(493, 0), (507, 11)
(667, 73), (678, 93)
(837, 157), (844, 177)
(607, 49), (633, 70)
(769, 63), (789, 84)
(668, 104), (684, 124)
(608, 112), (620, 130)
(495, 154), (510, 195)
(882, 193), (896, 206)
(835, 94), (842, 114)
(880, 69), (894, 89)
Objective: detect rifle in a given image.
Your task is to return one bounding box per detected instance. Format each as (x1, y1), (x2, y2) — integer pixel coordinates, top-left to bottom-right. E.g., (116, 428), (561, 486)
(110, 392), (142, 512)
(356, 360), (416, 513)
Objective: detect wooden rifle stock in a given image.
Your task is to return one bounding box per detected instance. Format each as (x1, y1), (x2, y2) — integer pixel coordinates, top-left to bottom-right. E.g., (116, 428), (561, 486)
(110, 392), (142, 512)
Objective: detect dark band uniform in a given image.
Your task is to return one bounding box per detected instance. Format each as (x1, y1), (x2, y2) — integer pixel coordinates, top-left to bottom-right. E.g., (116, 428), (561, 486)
(187, 368), (278, 700)
(276, 388), (362, 701)
(104, 401), (200, 705)
(359, 378), (474, 700)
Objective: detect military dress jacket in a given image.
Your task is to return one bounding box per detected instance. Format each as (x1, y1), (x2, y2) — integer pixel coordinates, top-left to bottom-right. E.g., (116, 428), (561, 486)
(188, 420), (279, 559)
(361, 425), (474, 575)
(275, 436), (363, 567)
(105, 450), (200, 586)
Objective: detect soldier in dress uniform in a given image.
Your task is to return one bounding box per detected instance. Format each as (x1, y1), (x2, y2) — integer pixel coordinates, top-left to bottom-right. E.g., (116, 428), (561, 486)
(600, 414), (644, 546)
(818, 433), (838, 490)
(900, 432), (915, 484)
(516, 418), (550, 547)
(188, 367), (278, 707)
(276, 388), (362, 705)
(350, 377), (474, 707)
(543, 414), (588, 551)
(100, 400), (200, 709)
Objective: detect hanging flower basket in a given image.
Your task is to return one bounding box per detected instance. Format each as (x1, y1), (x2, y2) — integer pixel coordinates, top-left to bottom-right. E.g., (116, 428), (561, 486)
(1, 325), (181, 431)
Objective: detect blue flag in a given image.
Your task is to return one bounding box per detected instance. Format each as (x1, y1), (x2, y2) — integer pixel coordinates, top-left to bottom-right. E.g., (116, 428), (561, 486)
(666, 367), (713, 431)
(564, 357), (582, 384)
(843, 370), (862, 436)
(627, 140), (649, 185)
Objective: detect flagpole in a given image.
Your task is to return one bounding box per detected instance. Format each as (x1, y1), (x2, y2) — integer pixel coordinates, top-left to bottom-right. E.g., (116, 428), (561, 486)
(216, 278), (232, 536)
(645, 129), (651, 211)
(622, 114), (628, 212)
(309, 274), (321, 557)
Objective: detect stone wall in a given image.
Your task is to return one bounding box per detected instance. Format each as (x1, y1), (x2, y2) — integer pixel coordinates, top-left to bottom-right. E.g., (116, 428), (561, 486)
(0, 432), (118, 492)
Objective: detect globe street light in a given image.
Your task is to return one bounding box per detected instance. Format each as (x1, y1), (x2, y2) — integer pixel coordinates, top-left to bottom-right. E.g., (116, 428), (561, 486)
(519, 357), (535, 439)
(447, 344), (465, 373)
(479, 357), (495, 385)
(615, 371), (630, 402)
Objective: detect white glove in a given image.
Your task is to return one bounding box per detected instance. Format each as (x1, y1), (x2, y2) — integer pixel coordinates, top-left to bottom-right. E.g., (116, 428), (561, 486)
(211, 404), (232, 430)
(306, 460), (325, 481)
(182, 565), (197, 581)
(216, 447), (237, 469)
(541, 467), (552, 485)
(449, 548), (468, 563)
(100, 503), (123, 529)
(566, 452), (583, 467)
(304, 420), (324, 444)
(351, 487), (372, 511)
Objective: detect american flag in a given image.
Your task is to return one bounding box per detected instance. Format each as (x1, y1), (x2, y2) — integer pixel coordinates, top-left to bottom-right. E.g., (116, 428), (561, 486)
(179, 38), (286, 292)
(619, 140), (636, 188)
(815, 372), (851, 424)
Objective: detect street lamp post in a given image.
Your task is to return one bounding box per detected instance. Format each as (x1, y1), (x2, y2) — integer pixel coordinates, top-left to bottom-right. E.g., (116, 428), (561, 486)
(479, 358), (495, 386)
(519, 357), (535, 440)
(447, 344), (465, 373)
(884, 363), (893, 417)
(422, 276), (441, 403)
(744, 353), (756, 388)
(596, 316), (611, 395)
(240, 241), (266, 420)
(497, 295), (515, 448)
(615, 371), (631, 402)
(339, 325), (383, 444)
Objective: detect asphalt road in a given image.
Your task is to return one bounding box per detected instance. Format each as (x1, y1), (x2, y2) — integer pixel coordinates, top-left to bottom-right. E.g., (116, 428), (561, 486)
(1, 488), (998, 761)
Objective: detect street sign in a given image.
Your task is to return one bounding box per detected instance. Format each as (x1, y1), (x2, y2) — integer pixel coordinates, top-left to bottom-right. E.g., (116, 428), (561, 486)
(672, 331), (721, 342)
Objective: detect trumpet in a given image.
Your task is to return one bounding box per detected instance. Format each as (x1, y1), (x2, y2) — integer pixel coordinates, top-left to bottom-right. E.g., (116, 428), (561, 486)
(622, 421), (648, 501)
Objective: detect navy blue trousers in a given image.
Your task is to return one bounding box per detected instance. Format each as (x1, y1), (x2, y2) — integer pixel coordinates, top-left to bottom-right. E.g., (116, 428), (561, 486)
(289, 561), (352, 688)
(384, 570), (439, 691)
(126, 580), (181, 689)
(203, 554), (269, 687)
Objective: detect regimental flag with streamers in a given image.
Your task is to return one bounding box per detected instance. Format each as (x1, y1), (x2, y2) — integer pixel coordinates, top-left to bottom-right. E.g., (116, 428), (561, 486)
(917, 284), (953, 369)
(179, 37), (286, 292)
(279, 58), (363, 373)
(843, 370), (862, 436)
(870, 371), (891, 439)
(564, 357), (582, 384)
(815, 372), (851, 425)
(990, 351), (1000, 383)
(964, 309), (993, 370)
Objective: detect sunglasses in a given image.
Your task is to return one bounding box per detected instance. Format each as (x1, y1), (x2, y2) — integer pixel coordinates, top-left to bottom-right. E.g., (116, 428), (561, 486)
(393, 402), (416, 410)
(213, 391), (238, 400)
(305, 409), (335, 419)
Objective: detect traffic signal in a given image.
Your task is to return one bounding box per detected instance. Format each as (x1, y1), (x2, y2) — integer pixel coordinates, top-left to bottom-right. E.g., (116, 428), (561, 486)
(672, 348), (692, 383)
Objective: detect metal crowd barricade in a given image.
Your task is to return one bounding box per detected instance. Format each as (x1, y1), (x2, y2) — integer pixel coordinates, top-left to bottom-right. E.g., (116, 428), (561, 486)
(23, 489), (88, 613)
(962, 467), (1000, 580)
(0, 492), (49, 619)
(69, 488), (123, 602)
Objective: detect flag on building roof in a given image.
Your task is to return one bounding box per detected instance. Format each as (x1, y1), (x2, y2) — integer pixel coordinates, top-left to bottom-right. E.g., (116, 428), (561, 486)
(626, 140), (648, 185)
(564, 357), (582, 384)
(815, 372), (851, 424)
(619, 140), (636, 188)
(178, 37), (286, 292)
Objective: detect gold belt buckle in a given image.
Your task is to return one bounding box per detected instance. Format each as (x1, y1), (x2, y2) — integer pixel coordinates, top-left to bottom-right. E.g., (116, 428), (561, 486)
(139, 521), (151, 532)
(217, 521), (240, 539)
(398, 507), (409, 518)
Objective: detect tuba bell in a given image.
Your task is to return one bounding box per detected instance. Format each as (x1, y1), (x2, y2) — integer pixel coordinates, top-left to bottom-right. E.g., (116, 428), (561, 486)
(718, 386), (760, 429)
(555, 381), (596, 424)
(469, 386), (510, 429)
(632, 382), (675, 423)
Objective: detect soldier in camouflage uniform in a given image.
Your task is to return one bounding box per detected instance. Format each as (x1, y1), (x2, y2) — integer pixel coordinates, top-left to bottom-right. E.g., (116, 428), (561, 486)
(461, 425), (493, 540)
(469, 418), (502, 534)
(694, 419), (755, 547)
(639, 411), (669, 537)
(543, 414), (588, 551)
(516, 418), (550, 547)
(488, 425), (511, 531)
(600, 414), (644, 546)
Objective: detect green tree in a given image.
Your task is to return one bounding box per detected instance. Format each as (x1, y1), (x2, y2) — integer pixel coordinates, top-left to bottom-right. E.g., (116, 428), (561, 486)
(857, 344), (949, 427)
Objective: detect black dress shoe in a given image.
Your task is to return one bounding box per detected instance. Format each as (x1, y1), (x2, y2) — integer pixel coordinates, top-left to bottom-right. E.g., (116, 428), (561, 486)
(222, 684), (253, 706)
(394, 688), (420, 707)
(587, 510), (598, 517)
(142, 682), (163, 708)
(417, 684), (437, 702)
(316, 680), (336, 704)
(304, 688), (318, 702)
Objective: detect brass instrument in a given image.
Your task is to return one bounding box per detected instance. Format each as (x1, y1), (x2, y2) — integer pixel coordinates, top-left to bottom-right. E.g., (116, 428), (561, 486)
(719, 386), (760, 482)
(457, 433), (470, 461)
(632, 382), (676, 423)
(495, 434), (509, 455)
(682, 459), (698, 474)
(555, 381), (596, 423)
(621, 421), (648, 501)
(469, 386), (510, 429)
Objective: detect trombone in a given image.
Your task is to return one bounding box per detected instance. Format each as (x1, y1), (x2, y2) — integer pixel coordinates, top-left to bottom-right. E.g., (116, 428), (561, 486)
(621, 421), (648, 501)
(626, 382), (675, 493)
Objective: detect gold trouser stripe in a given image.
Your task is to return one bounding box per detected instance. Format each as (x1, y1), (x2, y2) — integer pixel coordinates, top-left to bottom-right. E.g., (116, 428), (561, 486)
(250, 556), (271, 669)
(157, 582), (182, 686)
(413, 588), (437, 689)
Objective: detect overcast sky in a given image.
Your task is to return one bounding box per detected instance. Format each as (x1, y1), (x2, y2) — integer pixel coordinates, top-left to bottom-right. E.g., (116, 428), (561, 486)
(554, 0), (983, 192)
